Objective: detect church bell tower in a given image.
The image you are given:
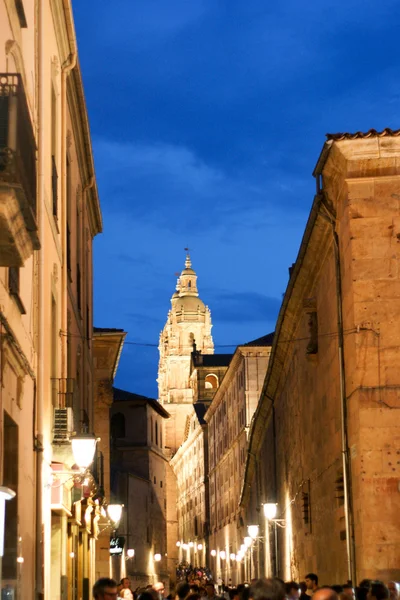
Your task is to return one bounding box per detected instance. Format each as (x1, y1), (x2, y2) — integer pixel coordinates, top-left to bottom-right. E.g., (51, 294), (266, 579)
(158, 252), (214, 453)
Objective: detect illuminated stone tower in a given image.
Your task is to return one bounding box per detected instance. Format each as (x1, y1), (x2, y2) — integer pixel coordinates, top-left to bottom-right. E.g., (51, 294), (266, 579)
(159, 252), (214, 585)
(158, 252), (214, 453)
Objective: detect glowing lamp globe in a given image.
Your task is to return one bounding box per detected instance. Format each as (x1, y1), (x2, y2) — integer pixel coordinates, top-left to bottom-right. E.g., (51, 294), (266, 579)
(107, 504), (123, 526)
(244, 537), (252, 547)
(210, 549), (217, 557)
(197, 544), (203, 550)
(71, 434), (98, 470)
(127, 549), (135, 558)
(220, 550), (226, 560)
(154, 553), (162, 562)
(247, 525), (259, 539)
(263, 503), (278, 520)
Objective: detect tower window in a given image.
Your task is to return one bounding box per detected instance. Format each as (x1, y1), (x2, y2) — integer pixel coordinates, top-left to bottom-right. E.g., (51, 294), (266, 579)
(188, 281), (191, 288)
(205, 374), (219, 389)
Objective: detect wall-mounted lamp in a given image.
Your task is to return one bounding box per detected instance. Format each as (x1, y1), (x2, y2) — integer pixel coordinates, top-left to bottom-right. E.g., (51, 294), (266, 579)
(210, 549), (216, 557)
(263, 503), (277, 521)
(71, 433), (98, 470)
(0, 487), (16, 558)
(219, 550), (226, 560)
(263, 503), (286, 527)
(107, 503), (123, 529)
(247, 524), (259, 539)
(244, 536), (252, 548)
(197, 544), (203, 550)
(154, 553), (162, 562)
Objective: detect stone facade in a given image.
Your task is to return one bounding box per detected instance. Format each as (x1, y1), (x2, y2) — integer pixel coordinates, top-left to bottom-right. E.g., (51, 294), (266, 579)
(110, 388), (170, 587)
(241, 130), (400, 585)
(0, 1), (102, 598)
(159, 254), (215, 583)
(93, 329), (126, 580)
(205, 340), (272, 584)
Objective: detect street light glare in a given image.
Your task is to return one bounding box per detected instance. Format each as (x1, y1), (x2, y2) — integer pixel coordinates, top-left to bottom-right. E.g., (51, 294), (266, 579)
(263, 503), (278, 520)
(247, 524), (259, 538)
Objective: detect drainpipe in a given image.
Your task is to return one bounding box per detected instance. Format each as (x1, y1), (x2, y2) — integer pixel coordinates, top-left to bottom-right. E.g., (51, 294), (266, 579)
(318, 194), (357, 585)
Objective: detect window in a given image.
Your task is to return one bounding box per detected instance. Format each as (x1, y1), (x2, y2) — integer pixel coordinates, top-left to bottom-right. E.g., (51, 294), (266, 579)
(154, 476), (156, 484)
(155, 421), (158, 445)
(8, 268), (25, 314)
(111, 413), (125, 439)
(205, 374), (218, 390)
(150, 417), (153, 443)
(160, 480), (163, 488)
(51, 87), (58, 219)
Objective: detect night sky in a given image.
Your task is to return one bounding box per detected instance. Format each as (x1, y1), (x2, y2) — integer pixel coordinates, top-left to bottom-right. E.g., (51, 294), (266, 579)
(73, 0), (400, 398)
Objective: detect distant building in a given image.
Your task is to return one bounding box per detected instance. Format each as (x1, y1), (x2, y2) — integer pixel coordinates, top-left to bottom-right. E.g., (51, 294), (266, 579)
(110, 387), (170, 587)
(93, 328), (126, 580)
(171, 353), (232, 568)
(241, 129), (400, 584)
(205, 336), (273, 583)
(159, 253), (214, 581)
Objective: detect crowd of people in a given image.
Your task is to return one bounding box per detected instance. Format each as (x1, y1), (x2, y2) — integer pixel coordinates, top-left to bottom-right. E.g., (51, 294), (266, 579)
(91, 572), (400, 600)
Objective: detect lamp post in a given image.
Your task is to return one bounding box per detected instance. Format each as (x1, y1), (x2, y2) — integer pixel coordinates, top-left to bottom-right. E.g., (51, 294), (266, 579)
(263, 503), (285, 577)
(107, 503), (124, 581)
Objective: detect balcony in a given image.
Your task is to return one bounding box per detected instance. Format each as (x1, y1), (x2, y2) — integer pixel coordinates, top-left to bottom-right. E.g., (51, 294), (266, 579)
(0, 73), (40, 266)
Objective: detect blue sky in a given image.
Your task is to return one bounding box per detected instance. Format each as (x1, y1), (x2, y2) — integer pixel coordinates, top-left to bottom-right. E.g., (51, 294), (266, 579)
(73, 0), (400, 398)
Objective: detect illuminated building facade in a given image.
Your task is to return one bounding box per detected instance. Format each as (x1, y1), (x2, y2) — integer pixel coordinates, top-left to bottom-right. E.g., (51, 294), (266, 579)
(171, 353), (232, 568)
(0, 1), (103, 598)
(158, 254), (214, 582)
(241, 131), (400, 584)
(110, 388), (169, 587)
(205, 337), (272, 583)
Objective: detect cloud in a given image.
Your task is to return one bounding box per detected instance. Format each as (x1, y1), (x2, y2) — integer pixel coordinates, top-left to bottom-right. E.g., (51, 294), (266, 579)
(94, 137), (311, 236)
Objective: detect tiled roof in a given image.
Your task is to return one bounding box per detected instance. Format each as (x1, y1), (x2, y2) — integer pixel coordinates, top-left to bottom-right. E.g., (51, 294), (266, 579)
(326, 128), (400, 141)
(93, 327), (125, 333)
(113, 387), (169, 418)
(243, 332), (274, 347)
(193, 353), (233, 367)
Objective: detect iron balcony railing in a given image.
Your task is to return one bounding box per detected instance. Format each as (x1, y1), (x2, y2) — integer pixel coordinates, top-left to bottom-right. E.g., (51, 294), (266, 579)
(0, 73), (38, 242)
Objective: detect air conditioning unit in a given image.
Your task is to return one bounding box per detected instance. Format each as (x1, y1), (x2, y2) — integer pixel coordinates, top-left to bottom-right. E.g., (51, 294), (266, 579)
(53, 407), (74, 442)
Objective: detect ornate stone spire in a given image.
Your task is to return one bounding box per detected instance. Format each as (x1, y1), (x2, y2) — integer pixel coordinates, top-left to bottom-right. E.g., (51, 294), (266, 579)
(179, 252), (198, 297)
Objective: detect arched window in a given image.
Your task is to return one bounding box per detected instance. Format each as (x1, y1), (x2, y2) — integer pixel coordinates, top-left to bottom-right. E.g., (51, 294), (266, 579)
(205, 374), (219, 390)
(155, 421), (158, 445)
(188, 280), (191, 288)
(111, 413), (125, 439)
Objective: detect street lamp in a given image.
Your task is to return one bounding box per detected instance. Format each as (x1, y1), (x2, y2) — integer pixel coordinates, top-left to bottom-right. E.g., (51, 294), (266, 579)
(176, 541), (181, 547)
(197, 543), (203, 550)
(220, 550), (226, 560)
(263, 503), (278, 521)
(263, 502), (286, 577)
(71, 433), (98, 470)
(244, 536), (252, 547)
(107, 503), (123, 529)
(210, 549), (217, 557)
(247, 525), (259, 539)
(127, 549), (135, 558)
(154, 553), (162, 562)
